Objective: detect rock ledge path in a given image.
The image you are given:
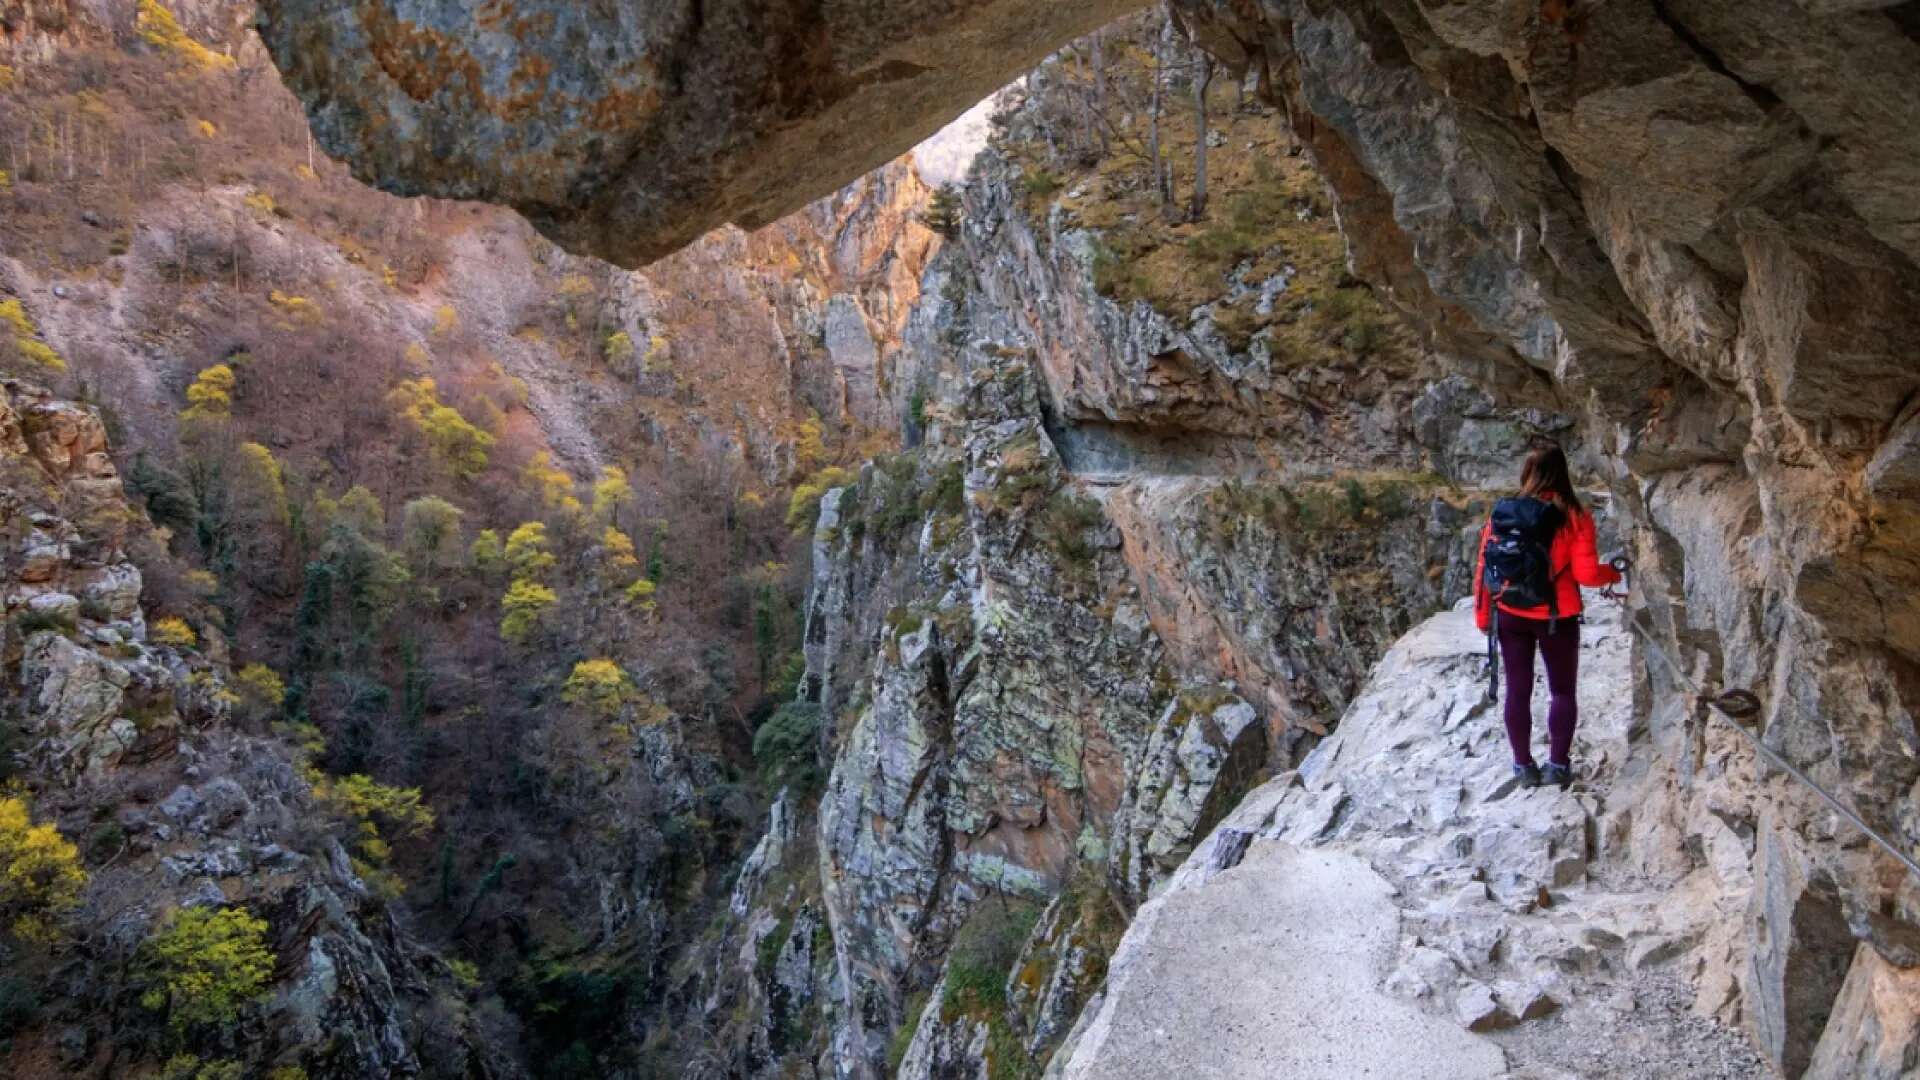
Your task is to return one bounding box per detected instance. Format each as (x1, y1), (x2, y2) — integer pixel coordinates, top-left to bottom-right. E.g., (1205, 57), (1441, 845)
(1054, 601), (1774, 1079)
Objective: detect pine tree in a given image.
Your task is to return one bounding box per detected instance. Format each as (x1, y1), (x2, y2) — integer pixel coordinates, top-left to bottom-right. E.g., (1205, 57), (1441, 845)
(923, 183), (964, 239)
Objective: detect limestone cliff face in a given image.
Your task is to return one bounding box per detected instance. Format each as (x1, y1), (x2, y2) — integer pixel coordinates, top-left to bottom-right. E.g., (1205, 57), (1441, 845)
(937, 143), (1415, 474)
(796, 353), (1484, 1078)
(1164, 2), (1920, 1073)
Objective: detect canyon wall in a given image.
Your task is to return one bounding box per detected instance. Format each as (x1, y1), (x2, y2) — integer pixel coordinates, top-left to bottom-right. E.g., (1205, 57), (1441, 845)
(1168, 2), (1920, 1073)
(14, 0), (1920, 1074)
(685, 52), (1568, 1076)
(663, 6), (1920, 1075)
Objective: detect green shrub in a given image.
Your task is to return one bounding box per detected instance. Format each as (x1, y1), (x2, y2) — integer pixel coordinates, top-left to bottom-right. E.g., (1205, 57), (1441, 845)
(753, 702), (822, 792)
(766, 651), (807, 703)
(919, 460), (966, 520)
(158, 1057), (244, 1080)
(128, 453), (198, 534)
(1019, 169), (1063, 198)
(1089, 238), (1147, 301)
(788, 466), (856, 535)
(871, 453), (922, 539)
(1344, 478), (1367, 519)
(1038, 492), (1105, 570)
(756, 910), (797, 980)
(922, 184), (964, 238)
(884, 606), (925, 638)
(505, 958), (636, 1080)
(943, 900), (1042, 1017)
(1186, 223), (1258, 267)
(1318, 288), (1362, 323)
(13, 607), (76, 637)
(888, 989), (932, 1072)
(1342, 311), (1384, 356)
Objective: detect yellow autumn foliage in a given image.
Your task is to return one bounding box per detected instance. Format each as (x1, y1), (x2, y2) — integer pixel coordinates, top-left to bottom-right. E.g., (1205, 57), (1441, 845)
(591, 464), (633, 522)
(137, 906), (273, 1030)
(269, 290), (316, 320)
(389, 378), (495, 479)
(562, 659), (637, 718)
(522, 452), (579, 513)
(503, 521), (555, 579)
(137, 0), (236, 70)
(787, 466), (856, 534)
(0, 796), (87, 942)
(623, 576), (657, 612)
(151, 616), (197, 648)
(602, 526), (640, 577)
(233, 663), (285, 720)
(181, 363), (235, 421)
(469, 529), (506, 576)
(499, 578), (556, 643)
(0, 299), (68, 373)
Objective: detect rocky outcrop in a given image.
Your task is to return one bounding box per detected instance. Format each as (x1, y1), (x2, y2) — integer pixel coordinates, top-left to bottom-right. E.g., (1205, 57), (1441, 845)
(1099, 473), (1485, 747)
(697, 37), (1573, 1074)
(940, 86), (1441, 477)
(254, 0), (1143, 266)
(813, 358), (1176, 1072)
(0, 380), (495, 1078)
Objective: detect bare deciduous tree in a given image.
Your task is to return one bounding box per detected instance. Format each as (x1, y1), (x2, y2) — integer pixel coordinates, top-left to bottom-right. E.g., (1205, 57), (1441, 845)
(1190, 50), (1214, 219)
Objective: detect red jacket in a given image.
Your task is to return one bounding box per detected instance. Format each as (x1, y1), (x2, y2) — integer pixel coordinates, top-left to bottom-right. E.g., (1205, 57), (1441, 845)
(1473, 504), (1619, 631)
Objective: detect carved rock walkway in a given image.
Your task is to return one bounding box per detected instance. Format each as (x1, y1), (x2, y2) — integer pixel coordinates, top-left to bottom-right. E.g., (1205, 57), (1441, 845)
(1055, 601), (1775, 1079)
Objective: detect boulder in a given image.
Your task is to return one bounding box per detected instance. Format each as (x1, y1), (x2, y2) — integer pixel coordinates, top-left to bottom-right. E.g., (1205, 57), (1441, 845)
(20, 630), (134, 773)
(79, 561), (143, 620)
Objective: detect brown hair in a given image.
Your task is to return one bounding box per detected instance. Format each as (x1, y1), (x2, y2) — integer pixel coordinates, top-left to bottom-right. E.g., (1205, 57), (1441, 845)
(1519, 442), (1583, 513)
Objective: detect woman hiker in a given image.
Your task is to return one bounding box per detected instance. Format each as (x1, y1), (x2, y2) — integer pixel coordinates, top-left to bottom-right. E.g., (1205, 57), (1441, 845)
(1473, 442), (1623, 790)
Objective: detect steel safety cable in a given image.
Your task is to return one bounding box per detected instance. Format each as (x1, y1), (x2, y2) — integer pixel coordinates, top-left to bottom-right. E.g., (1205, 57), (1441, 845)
(1616, 598), (1920, 882)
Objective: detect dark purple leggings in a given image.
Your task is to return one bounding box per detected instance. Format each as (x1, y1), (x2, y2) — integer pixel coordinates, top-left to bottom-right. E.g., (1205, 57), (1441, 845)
(1497, 612), (1580, 767)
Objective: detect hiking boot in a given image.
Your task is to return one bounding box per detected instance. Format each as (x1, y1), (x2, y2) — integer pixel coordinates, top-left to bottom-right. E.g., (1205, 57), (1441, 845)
(1543, 762), (1573, 790)
(1513, 763), (1542, 789)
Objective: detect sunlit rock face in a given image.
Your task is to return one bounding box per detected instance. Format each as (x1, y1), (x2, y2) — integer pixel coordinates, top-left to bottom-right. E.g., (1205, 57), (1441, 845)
(254, 0), (1145, 266)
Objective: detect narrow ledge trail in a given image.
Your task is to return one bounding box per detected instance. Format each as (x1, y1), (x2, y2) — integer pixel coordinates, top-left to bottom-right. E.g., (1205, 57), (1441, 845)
(1053, 600), (1775, 1080)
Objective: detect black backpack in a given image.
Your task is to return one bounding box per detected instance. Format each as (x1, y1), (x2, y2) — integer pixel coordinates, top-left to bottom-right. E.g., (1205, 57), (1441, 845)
(1480, 496), (1562, 699)
(1482, 497), (1563, 615)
